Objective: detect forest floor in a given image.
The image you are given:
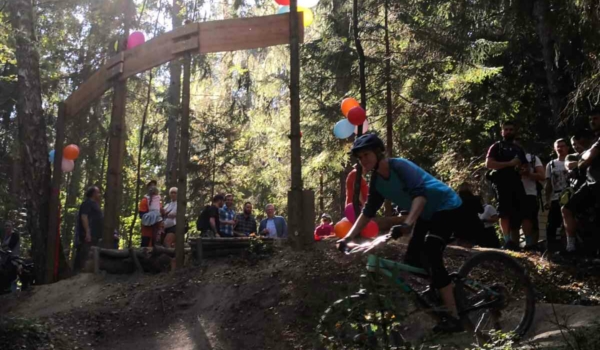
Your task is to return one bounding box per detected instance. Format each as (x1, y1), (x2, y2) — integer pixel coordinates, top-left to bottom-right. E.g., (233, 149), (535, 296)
(1, 240), (600, 350)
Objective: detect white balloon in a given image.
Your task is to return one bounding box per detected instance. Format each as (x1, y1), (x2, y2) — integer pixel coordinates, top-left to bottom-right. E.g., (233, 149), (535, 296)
(354, 119), (369, 134)
(61, 158), (75, 172)
(298, 0), (319, 8)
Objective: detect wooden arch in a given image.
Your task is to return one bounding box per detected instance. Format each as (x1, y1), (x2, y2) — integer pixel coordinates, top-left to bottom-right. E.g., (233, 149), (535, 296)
(47, 13), (304, 282)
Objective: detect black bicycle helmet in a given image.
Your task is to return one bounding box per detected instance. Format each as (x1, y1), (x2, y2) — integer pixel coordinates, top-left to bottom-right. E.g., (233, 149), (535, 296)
(351, 133), (385, 156)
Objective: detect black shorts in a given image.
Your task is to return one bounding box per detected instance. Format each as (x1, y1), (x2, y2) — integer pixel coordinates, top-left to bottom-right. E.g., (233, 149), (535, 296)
(494, 181), (525, 221)
(404, 208), (460, 289)
(164, 225), (176, 234)
(521, 195), (539, 220)
(564, 183), (600, 213)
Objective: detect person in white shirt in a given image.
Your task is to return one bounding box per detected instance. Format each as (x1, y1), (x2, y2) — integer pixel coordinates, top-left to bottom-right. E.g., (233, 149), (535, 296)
(511, 140), (545, 250)
(544, 139), (570, 251)
(479, 203), (500, 248)
(162, 187), (178, 247)
(518, 145), (545, 250)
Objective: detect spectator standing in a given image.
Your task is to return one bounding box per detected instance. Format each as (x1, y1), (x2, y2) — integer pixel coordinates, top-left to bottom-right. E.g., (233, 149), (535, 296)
(235, 202), (257, 236)
(259, 204), (288, 239)
(139, 184), (163, 247)
(314, 213), (334, 241)
(74, 186), (104, 272)
(562, 110), (600, 253)
(544, 139), (570, 252)
(196, 194), (224, 237)
(479, 202), (500, 248)
(566, 130), (595, 191)
(1, 221), (20, 256)
(163, 187), (178, 247)
(485, 121), (528, 250)
(345, 165), (369, 206)
(517, 141), (545, 250)
(219, 194), (236, 237)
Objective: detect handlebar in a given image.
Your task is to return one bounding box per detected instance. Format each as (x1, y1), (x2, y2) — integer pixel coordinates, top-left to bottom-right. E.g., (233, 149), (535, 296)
(338, 223), (412, 255)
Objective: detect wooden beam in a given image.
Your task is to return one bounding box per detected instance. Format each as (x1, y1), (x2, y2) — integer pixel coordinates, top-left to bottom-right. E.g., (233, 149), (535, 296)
(46, 103), (66, 283)
(64, 14), (304, 119)
(197, 13), (304, 54)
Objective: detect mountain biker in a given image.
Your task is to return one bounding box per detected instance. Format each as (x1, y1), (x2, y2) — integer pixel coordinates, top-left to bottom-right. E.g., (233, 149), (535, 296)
(562, 110), (600, 253)
(337, 133), (464, 333)
(485, 121), (528, 251)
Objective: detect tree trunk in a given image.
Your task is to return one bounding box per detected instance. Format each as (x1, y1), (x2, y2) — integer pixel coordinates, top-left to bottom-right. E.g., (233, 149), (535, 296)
(176, 53), (191, 269)
(128, 71), (153, 248)
(9, 0), (51, 283)
(166, 0), (183, 190)
(352, 0), (366, 219)
(103, 0), (134, 248)
(319, 172), (324, 214)
(533, 0), (562, 127)
(383, 0), (393, 216)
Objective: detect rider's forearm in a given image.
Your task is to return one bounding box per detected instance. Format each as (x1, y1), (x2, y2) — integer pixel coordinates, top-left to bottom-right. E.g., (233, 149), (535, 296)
(580, 147), (600, 169)
(485, 158), (512, 170)
(404, 196), (426, 226)
(342, 214), (370, 241)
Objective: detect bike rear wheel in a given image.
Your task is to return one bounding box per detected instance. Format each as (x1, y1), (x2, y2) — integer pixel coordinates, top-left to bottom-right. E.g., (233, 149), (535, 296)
(317, 291), (423, 350)
(455, 251), (535, 340)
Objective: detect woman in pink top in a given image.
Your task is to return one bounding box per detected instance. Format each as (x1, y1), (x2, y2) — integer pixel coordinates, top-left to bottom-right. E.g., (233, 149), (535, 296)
(314, 213), (335, 241)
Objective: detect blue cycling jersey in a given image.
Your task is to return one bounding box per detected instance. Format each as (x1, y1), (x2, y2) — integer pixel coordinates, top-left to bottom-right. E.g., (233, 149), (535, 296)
(362, 158), (462, 220)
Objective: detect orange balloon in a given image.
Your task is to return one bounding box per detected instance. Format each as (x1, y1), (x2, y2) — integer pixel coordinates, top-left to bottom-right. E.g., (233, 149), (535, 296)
(334, 218), (353, 238)
(341, 98), (360, 117)
(63, 144), (80, 160)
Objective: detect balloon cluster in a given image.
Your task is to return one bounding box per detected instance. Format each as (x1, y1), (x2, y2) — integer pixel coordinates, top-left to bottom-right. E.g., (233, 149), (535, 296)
(333, 203), (379, 239)
(333, 97), (368, 139)
(49, 144), (80, 173)
(276, 0), (318, 27)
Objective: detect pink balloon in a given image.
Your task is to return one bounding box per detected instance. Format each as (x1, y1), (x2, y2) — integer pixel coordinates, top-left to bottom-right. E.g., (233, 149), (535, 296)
(344, 203), (361, 223)
(354, 119), (369, 134)
(127, 31), (145, 49)
(361, 220), (379, 239)
(61, 158), (74, 172)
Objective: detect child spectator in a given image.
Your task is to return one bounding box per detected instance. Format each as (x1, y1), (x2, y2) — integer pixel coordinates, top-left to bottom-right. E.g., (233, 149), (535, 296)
(314, 214), (335, 241)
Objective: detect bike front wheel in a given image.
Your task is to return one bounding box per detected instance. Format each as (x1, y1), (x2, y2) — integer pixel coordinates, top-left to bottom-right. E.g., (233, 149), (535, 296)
(317, 291), (424, 350)
(455, 251), (535, 339)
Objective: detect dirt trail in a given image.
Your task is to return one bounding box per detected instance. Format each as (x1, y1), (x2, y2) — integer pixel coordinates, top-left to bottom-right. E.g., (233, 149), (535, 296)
(2, 242), (600, 350)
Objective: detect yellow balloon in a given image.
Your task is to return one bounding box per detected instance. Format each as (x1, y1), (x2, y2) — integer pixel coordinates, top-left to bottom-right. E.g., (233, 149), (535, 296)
(298, 6), (314, 27)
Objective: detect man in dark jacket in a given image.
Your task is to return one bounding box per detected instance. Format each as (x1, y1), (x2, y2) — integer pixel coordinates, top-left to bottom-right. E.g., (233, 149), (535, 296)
(1, 221), (20, 256)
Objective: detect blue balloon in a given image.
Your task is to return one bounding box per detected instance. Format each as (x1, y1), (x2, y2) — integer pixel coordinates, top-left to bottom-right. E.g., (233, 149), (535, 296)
(277, 6), (290, 14)
(49, 150), (55, 163)
(333, 119), (355, 139)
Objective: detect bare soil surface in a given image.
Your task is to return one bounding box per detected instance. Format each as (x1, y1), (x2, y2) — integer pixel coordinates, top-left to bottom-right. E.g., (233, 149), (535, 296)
(1, 241), (600, 350)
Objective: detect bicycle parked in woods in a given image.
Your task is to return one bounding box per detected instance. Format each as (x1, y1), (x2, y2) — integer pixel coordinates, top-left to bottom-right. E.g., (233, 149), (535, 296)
(317, 224), (536, 349)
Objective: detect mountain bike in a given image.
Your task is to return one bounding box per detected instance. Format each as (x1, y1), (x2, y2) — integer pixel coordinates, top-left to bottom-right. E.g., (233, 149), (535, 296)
(317, 225), (536, 349)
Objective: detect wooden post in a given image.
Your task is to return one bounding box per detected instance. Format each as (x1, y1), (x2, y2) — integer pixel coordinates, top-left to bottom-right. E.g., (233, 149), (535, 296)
(103, 0), (133, 248)
(129, 247), (143, 273)
(175, 51), (191, 269)
(288, 0), (305, 247)
(195, 238), (203, 265)
(93, 247), (100, 274)
(46, 103), (66, 284)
